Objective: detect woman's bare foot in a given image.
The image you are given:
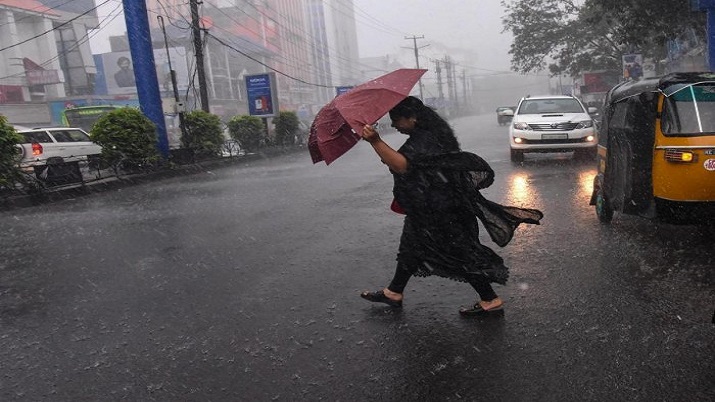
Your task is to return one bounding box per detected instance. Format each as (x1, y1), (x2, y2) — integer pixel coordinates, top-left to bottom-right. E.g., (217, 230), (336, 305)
(478, 297), (503, 311)
(381, 288), (403, 302)
(360, 288), (403, 307)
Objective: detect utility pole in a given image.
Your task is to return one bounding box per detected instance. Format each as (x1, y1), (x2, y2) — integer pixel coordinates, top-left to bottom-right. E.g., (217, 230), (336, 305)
(451, 60), (459, 111)
(444, 56), (453, 110)
(462, 69), (467, 107)
(434, 59), (444, 107)
(404, 35), (428, 100)
(190, 0), (210, 112)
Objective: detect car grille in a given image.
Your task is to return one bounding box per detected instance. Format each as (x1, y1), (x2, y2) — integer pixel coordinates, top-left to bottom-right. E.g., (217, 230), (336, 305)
(520, 137), (591, 144)
(529, 122), (580, 131)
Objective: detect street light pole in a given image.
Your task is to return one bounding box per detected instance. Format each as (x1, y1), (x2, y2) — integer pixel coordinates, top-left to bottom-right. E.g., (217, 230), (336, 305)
(158, 16), (186, 144)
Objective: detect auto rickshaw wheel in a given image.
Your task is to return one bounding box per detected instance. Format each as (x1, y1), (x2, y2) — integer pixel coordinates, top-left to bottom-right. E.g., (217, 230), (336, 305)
(595, 186), (614, 223)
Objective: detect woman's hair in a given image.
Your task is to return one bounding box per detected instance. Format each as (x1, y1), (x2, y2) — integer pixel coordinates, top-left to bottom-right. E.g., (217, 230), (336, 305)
(389, 96), (460, 150)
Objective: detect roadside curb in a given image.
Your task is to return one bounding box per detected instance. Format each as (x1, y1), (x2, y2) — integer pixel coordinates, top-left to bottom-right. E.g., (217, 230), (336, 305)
(1, 146), (304, 212)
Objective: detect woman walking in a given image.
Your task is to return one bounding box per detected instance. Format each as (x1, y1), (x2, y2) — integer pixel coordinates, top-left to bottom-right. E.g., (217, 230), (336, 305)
(359, 96), (543, 316)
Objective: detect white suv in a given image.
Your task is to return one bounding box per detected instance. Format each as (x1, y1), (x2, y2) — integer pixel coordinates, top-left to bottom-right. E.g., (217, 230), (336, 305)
(509, 95), (597, 162)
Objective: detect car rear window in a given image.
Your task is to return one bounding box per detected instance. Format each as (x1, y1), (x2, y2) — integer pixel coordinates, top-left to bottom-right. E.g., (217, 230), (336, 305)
(20, 131), (52, 143)
(50, 129), (91, 142)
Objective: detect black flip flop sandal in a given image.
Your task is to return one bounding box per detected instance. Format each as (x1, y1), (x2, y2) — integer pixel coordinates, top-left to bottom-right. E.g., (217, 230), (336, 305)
(360, 290), (403, 307)
(459, 302), (504, 317)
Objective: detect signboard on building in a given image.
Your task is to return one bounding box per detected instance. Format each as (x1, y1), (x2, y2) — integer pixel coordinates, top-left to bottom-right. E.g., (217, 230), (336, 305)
(581, 71), (620, 94)
(23, 57), (61, 86)
(245, 72), (279, 117)
(26, 69), (61, 86)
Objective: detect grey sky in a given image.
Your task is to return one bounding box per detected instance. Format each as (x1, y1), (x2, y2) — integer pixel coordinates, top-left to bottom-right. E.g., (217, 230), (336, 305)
(353, 0), (514, 71)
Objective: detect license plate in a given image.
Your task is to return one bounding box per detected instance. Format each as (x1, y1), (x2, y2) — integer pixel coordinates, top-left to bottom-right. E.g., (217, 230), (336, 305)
(705, 149), (715, 155)
(542, 133), (567, 140)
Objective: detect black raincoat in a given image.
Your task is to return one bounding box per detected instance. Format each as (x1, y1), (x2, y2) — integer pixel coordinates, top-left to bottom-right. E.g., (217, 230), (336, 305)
(392, 129), (543, 285)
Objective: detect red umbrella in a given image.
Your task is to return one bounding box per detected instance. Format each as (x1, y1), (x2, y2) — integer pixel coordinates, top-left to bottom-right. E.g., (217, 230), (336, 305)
(309, 68), (427, 165)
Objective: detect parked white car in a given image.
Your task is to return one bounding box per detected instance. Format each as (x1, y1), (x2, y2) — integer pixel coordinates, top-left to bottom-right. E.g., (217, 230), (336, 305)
(15, 127), (102, 168)
(508, 95), (598, 162)
(15, 127), (102, 185)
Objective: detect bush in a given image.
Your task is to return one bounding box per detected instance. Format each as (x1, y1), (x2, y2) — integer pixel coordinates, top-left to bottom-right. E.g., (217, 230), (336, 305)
(182, 110), (224, 158)
(227, 115), (264, 152)
(272, 111), (300, 146)
(90, 107), (160, 172)
(0, 115), (23, 189)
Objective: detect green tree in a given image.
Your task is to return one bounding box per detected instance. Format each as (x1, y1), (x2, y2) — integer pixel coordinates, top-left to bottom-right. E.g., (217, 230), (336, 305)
(90, 107), (160, 172)
(182, 110), (225, 158)
(0, 115), (23, 189)
(227, 115), (264, 152)
(272, 111), (300, 146)
(501, 0), (706, 76)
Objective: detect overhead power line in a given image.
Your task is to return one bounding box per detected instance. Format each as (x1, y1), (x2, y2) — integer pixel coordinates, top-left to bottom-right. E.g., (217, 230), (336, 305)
(205, 32), (335, 88)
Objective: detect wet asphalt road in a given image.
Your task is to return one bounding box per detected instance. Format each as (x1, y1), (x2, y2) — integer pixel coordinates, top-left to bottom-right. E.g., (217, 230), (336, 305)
(1, 114), (713, 401)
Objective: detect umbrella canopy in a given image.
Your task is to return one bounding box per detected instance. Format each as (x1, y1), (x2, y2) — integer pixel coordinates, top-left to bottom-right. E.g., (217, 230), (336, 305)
(309, 68), (427, 165)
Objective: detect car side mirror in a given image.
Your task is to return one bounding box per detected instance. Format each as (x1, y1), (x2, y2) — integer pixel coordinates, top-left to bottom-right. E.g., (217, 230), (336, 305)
(588, 107), (598, 114)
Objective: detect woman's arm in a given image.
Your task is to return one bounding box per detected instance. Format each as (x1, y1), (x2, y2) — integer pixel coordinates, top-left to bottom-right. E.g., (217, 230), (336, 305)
(361, 124), (408, 173)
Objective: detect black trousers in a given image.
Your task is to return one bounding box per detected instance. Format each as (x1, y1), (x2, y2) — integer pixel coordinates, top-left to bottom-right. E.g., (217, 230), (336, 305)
(386, 263), (498, 301)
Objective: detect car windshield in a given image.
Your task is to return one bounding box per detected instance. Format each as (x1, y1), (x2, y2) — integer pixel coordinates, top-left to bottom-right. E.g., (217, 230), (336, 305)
(661, 83), (715, 136)
(518, 99), (585, 114)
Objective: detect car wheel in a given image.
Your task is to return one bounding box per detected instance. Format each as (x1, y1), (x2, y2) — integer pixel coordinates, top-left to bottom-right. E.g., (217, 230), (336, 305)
(595, 186), (614, 223)
(510, 148), (524, 163)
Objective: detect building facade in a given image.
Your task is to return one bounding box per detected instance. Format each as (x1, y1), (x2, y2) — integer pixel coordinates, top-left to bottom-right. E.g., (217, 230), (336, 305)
(0, 0), (361, 125)
(141, 0), (360, 120)
(0, 0), (98, 104)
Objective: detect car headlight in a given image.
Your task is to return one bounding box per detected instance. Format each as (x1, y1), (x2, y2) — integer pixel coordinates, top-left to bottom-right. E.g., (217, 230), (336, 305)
(575, 120), (594, 129)
(513, 122), (530, 130)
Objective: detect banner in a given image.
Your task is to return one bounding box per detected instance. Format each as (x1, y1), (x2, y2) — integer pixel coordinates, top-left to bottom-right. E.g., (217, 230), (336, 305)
(622, 54), (644, 80)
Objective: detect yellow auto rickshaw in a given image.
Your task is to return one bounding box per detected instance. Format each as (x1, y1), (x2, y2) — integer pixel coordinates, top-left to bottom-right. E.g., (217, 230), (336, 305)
(590, 72), (715, 223)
